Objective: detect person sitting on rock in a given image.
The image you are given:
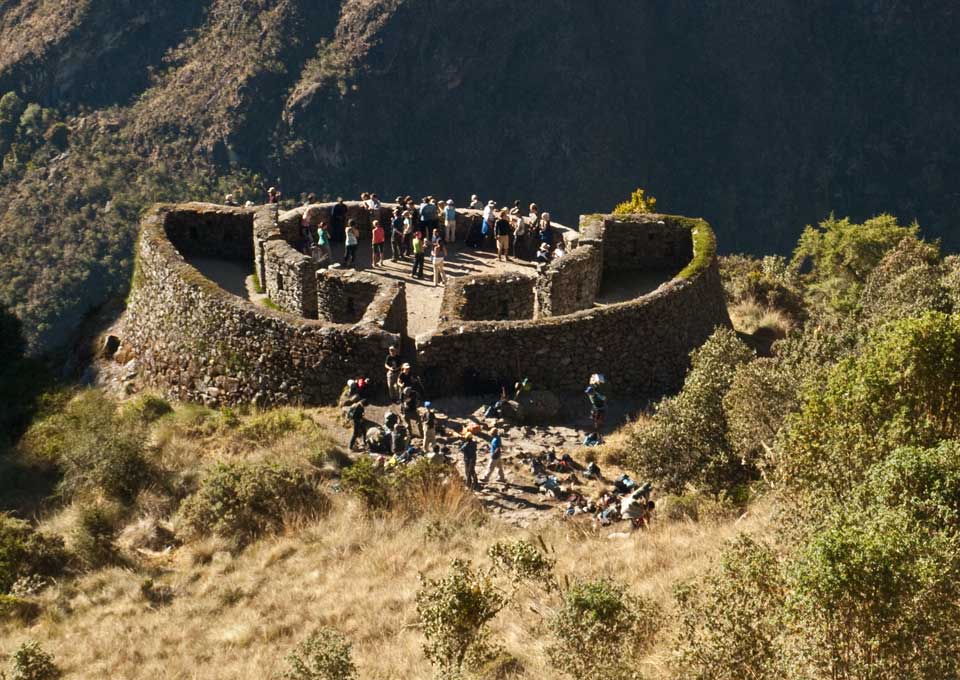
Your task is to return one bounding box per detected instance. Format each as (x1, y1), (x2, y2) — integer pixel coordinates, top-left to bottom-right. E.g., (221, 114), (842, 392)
(553, 242), (567, 260)
(536, 242), (551, 267)
(267, 186), (281, 204)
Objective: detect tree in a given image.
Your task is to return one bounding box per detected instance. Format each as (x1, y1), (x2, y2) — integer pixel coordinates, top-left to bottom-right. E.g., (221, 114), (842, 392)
(779, 312), (960, 503)
(792, 214), (917, 313)
(857, 236), (950, 327)
(629, 327), (755, 494)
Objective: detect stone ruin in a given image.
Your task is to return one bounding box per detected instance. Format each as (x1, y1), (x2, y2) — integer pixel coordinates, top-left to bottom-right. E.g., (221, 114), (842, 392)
(116, 200), (730, 406)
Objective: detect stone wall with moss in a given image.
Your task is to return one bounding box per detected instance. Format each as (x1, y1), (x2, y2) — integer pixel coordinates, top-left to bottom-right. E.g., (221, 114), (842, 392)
(534, 239), (603, 318)
(415, 213), (730, 397)
(120, 203), (401, 406)
(317, 268), (406, 338)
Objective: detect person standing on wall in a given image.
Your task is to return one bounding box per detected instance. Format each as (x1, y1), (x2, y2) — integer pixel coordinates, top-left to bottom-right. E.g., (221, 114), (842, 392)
(316, 219), (333, 263)
(495, 209), (512, 262)
(343, 219), (360, 268)
(481, 428), (508, 485)
(411, 231), (426, 279)
(371, 219), (386, 268)
(482, 200), (496, 244)
(432, 228), (447, 287)
(444, 199), (458, 243)
(331, 197), (347, 241)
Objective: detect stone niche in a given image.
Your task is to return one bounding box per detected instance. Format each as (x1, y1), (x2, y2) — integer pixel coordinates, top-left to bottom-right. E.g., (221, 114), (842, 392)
(164, 205), (253, 261)
(317, 269), (381, 324)
(443, 272), (537, 322)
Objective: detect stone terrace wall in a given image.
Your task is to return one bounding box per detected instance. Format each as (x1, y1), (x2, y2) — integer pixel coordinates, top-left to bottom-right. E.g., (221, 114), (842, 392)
(416, 213), (730, 397)
(121, 204), (401, 406)
(317, 268), (407, 339)
(534, 240), (603, 318)
(262, 239), (319, 319)
(442, 272), (536, 322)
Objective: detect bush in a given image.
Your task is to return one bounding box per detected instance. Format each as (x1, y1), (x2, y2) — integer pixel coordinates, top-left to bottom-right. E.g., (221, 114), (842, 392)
(857, 236), (950, 327)
(0, 594), (41, 624)
(780, 312), (960, 503)
(283, 628), (357, 680)
(72, 504), (121, 569)
(416, 559), (506, 678)
(487, 539), (557, 595)
(674, 536), (786, 680)
(612, 187), (657, 215)
(122, 394), (173, 424)
(179, 462), (327, 547)
(21, 390), (150, 503)
(339, 456), (391, 511)
(547, 578), (660, 680)
(628, 327), (755, 494)
(7, 641), (61, 680)
(236, 409), (315, 443)
(0, 515), (68, 594)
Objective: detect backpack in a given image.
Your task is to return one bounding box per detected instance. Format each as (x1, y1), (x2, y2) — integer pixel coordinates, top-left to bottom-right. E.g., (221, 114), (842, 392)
(347, 404), (362, 421)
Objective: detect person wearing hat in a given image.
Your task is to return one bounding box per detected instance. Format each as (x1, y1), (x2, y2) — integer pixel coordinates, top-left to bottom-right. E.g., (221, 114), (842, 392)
(470, 194), (482, 210)
(224, 193), (238, 206)
(267, 187), (280, 204)
(384, 345), (402, 402)
(443, 199), (458, 242)
(482, 200), (497, 241)
(397, 362), (414, 403)
(481, 428), (507, 485)
(459, 433), (479, 490)
(536, 242), (552, 266)
(585, 385), (608, 442)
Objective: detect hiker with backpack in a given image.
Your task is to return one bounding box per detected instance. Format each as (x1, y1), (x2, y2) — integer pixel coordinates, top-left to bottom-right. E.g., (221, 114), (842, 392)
(402, 386), (423, 438)
(459, 433), (479, 490)
(481, 428), (507, 485)
(585, 385), (607, 442)
(348, 399), (368, 451)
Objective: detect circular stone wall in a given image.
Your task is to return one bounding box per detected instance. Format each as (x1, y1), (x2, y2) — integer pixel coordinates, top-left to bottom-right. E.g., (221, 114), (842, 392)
(118, 201), (729, 406)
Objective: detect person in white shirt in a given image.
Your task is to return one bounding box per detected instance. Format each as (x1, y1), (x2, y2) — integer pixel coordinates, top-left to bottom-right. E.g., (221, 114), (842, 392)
(553, 243), (567, 260)
(469, 194), (482, 210)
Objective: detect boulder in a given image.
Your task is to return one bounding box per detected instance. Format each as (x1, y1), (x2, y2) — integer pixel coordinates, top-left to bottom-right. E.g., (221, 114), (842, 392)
(515, 390), (562, 423)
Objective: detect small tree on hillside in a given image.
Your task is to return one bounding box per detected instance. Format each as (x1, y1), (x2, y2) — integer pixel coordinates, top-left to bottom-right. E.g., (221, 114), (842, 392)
(547, 578), (660, 680)
(416, 559), (506, 678)
(284, 628), (357, 680)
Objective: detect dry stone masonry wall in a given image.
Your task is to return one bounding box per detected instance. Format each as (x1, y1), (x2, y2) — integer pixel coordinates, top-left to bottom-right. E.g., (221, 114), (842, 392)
(120, 201), (729, 406)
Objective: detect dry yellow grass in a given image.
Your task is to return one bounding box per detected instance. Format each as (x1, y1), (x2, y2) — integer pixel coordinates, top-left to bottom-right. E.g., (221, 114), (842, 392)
(1, 496), (770, 679)
(0, 399), (773, 678)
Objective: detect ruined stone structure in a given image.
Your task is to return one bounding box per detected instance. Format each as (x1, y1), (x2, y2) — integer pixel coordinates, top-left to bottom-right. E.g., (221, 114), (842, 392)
(119, 200), (730, 406)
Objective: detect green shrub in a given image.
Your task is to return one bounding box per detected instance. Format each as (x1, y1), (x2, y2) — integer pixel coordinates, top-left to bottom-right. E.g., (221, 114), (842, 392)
(72, 504), (121, 569)
(487, 539), (557, 595)
(857, 236), (950, 327)
(122, 394), (173, 424)
(416, 559), (506, 678)
(0, 594), (40, 624)
(339, 456), (391, 511)
(0, 515), (68, 594)
(179, 462), (326, 547)
(674, 536), (786, 680)
(21, 389), (150, 503)
(8, 641), (61, 680)
(628, 327), (755, 494)
(612, 187), (657, 215)
(547, 578), (660, 680)
(780, 312), (960, 503)
(283, 627), (357, 680)
(236, 409), (314, 443)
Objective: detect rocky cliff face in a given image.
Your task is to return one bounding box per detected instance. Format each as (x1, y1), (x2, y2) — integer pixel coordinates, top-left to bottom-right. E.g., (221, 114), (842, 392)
(1, 0), (959, 353)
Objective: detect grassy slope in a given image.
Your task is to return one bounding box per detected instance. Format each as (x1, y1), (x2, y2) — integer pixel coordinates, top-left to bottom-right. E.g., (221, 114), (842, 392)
(0, 399), (769, 678)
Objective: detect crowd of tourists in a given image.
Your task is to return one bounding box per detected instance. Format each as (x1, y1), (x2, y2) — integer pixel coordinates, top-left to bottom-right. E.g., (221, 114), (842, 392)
(281, 191), (567, 286)
(337, 345), (652, 530)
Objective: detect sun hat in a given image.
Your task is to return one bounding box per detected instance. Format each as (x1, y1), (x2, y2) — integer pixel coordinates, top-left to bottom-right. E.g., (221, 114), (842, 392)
(446, 199), (454, 206)
(488, 200), (496, 206)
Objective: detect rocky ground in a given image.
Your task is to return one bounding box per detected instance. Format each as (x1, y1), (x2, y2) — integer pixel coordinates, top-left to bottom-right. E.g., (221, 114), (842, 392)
(314, 389), (647, 529)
